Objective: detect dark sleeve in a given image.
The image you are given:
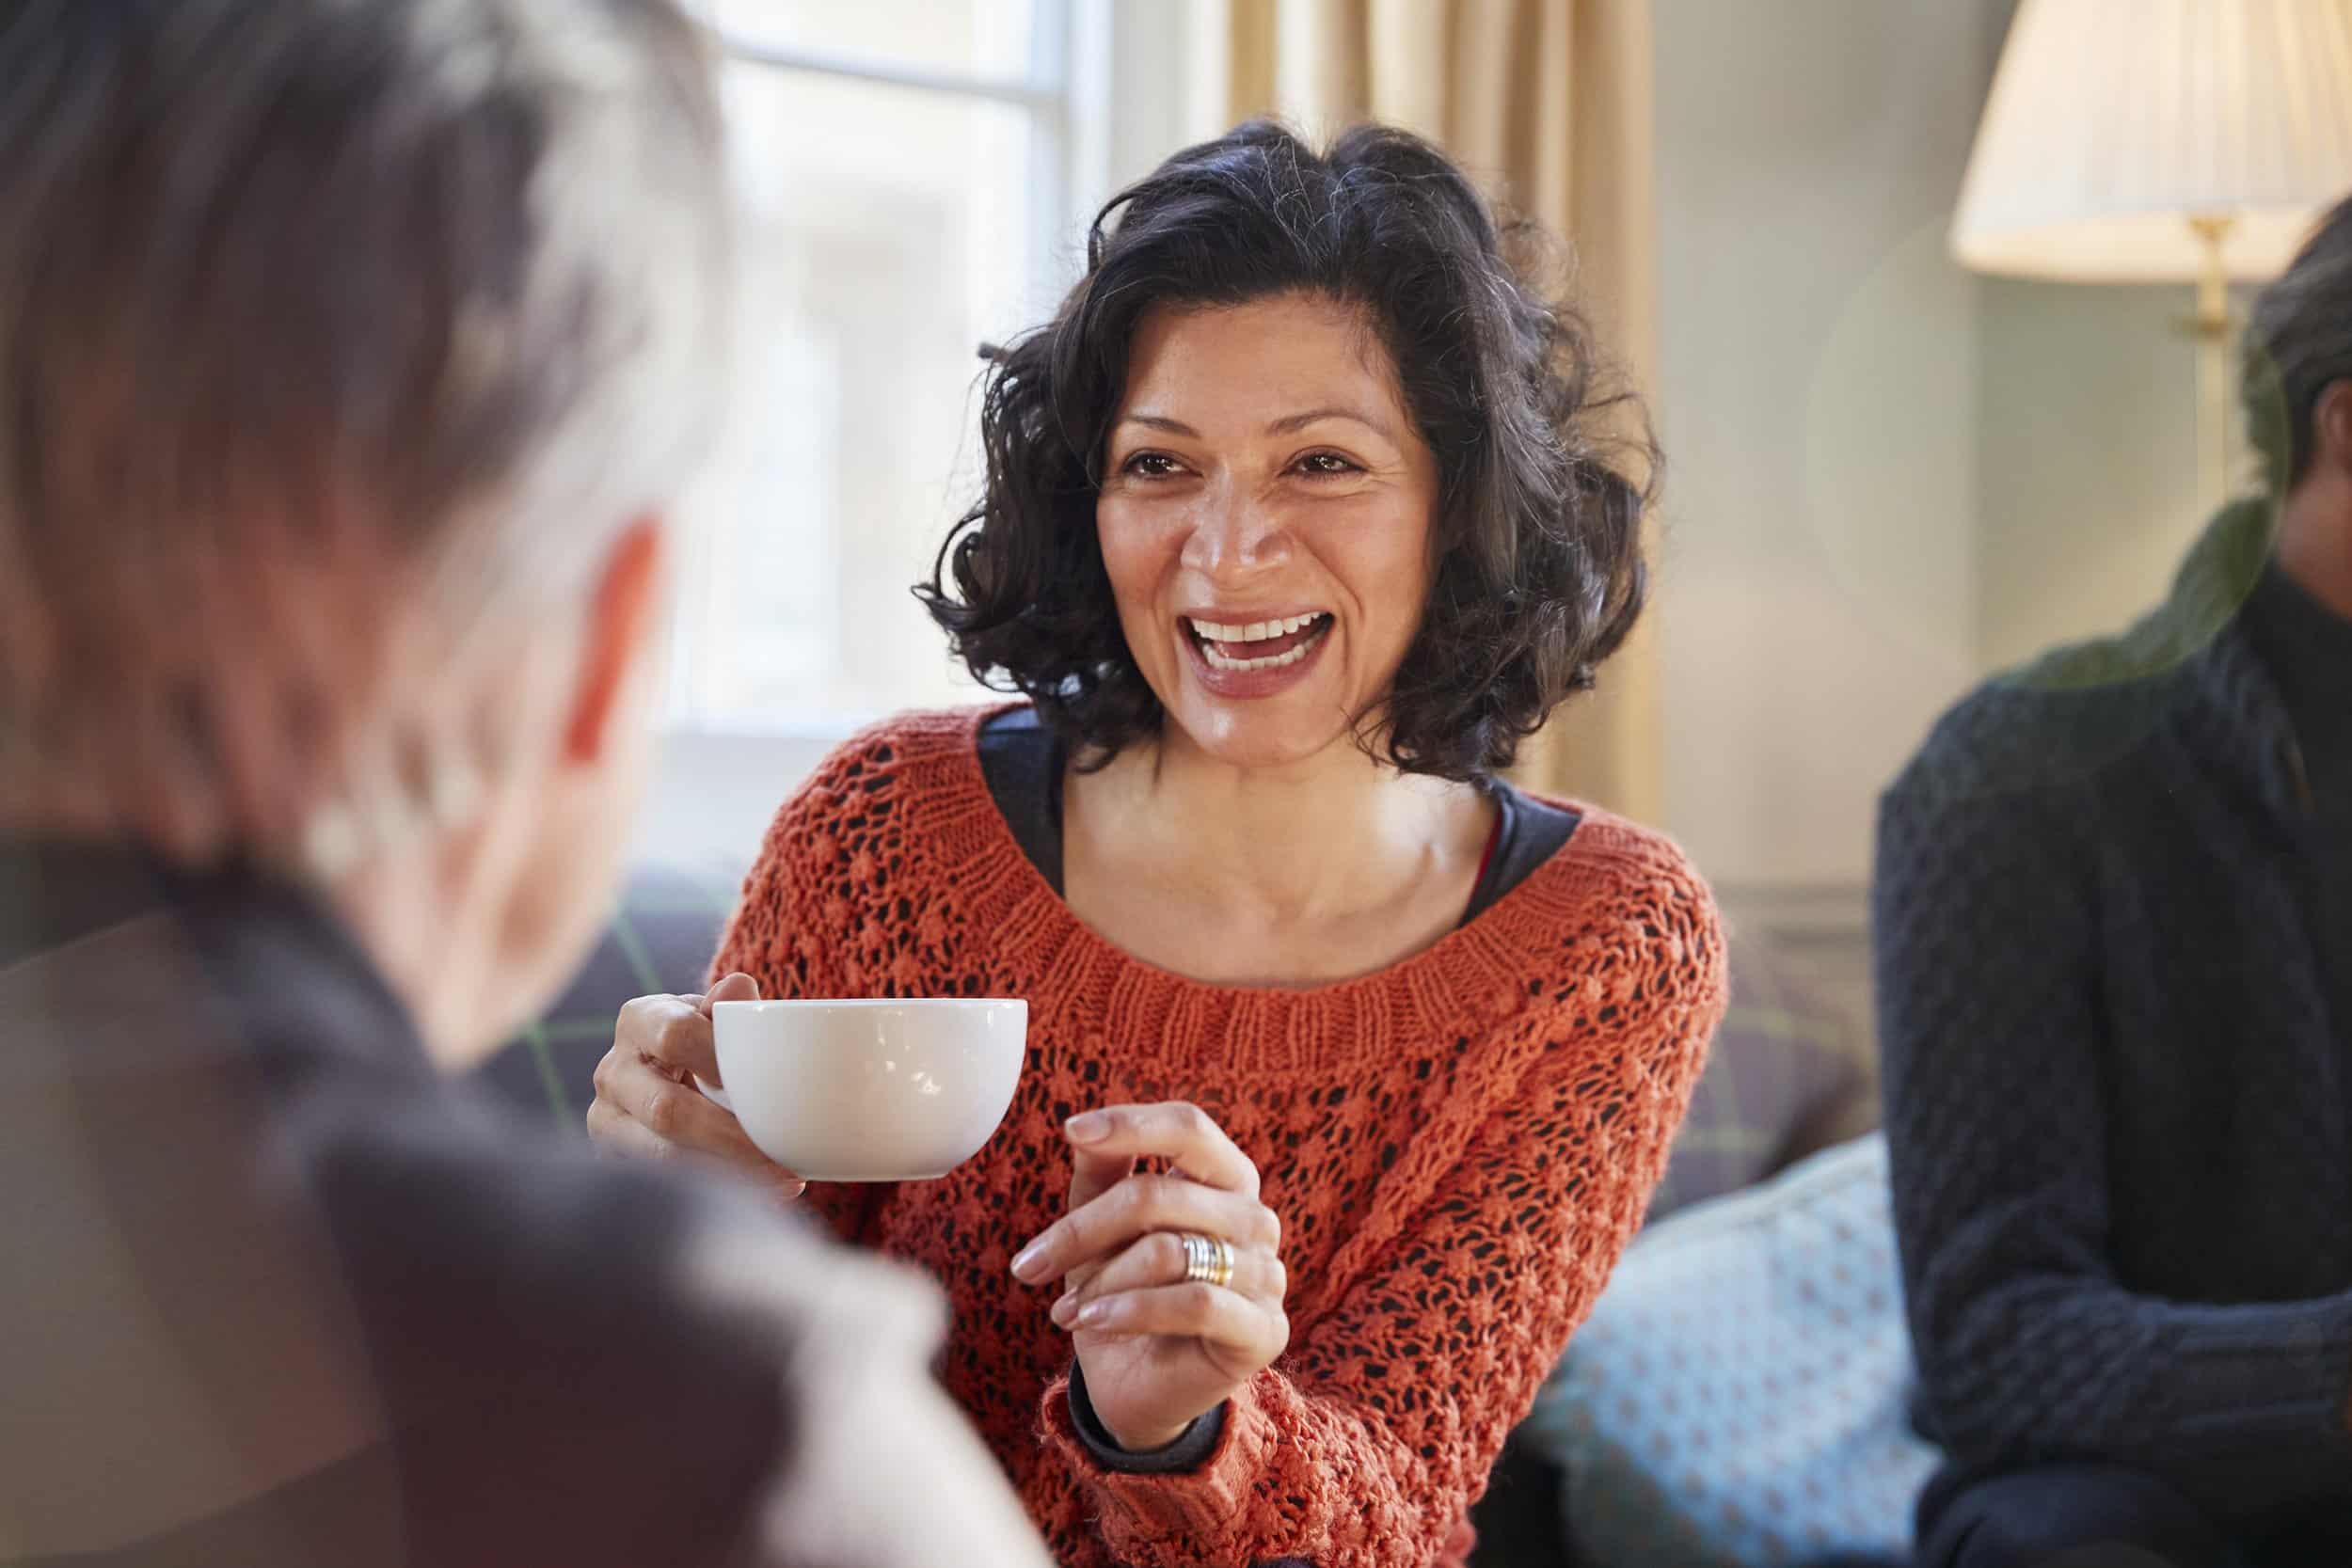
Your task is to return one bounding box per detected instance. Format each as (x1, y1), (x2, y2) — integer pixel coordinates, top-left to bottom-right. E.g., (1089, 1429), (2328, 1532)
(293, 1096), (790, 1568)
(1874, 743), (2352, 1502)
(1065, 1361), (1226, 1474)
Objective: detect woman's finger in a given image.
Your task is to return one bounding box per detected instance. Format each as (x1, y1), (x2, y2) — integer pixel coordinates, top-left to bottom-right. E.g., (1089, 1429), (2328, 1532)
(1067, 1145), (1137, 1215)
(585, 1096), (683, 1162)
(586, 1092), (805, 1200)
(1068, 1279), (1288, 1355)
(1057, 1147), (1136, 1299)
(1063, 1101), (1260, 1197)
(590, 1046), (784, 1174)
(1012, 1171), (1276, 1285)
(1050, 1230), (1284, 1325)
(616, 992), (721, 1080)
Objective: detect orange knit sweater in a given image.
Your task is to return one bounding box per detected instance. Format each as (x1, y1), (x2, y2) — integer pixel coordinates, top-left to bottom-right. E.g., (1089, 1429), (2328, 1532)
(710, 708), (1726, 1568)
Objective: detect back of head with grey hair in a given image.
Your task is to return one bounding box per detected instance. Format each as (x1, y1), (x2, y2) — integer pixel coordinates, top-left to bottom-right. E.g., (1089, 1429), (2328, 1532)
(0, 0), (727, 853)
(2245, 191), (2352, 492)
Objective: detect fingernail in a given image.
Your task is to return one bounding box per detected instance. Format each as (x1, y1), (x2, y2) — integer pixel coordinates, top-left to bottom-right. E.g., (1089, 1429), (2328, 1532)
(1065, 1111), (1110, 1143)
(1010, 1243), (1048, 1281)
(1075, 1301), (1107, 1326)
(1050, 1293), (1078, 1326)
(781, 1181), (806, 1201)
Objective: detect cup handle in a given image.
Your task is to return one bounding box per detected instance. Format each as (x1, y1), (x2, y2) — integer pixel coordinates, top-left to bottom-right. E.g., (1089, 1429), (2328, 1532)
(692, 1073), (734, 1113)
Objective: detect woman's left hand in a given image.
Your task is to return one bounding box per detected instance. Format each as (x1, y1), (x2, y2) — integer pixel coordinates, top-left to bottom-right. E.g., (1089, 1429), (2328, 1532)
(1010, 1101), (1290, 1453)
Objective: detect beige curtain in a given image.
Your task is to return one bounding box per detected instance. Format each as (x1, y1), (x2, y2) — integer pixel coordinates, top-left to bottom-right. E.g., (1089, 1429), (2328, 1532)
(1186, 0), (1662, 819)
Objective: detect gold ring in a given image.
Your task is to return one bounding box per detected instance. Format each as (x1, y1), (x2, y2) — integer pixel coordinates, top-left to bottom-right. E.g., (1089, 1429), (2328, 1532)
(1178, 1231), (1234, 1291)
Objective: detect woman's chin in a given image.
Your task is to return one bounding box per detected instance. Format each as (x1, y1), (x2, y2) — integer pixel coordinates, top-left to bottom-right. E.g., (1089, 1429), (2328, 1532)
(1163, 687), (1359, 773)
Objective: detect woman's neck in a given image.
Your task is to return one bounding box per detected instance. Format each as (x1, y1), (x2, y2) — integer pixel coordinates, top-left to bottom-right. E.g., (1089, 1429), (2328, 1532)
(1068, 723), (1489, 927)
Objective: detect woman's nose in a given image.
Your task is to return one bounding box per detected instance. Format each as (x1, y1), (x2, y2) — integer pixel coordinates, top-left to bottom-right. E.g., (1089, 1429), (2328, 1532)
(1179, 482), (1290, 578)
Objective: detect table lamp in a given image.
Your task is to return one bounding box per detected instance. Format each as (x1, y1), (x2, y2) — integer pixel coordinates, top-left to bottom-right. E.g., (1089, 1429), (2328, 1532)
(1952, 0), (2352, 513)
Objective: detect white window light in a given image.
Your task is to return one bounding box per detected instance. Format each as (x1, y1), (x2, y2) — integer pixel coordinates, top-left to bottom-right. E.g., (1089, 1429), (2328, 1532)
(666, 0), (1097, 739)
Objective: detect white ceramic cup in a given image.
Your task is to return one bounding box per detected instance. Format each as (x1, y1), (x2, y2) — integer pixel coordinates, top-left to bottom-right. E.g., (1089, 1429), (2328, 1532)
(704, 998), (1027, 1181)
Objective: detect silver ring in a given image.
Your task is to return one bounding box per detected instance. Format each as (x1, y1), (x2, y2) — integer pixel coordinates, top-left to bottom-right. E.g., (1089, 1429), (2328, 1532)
(1178, 1231), (1234, 1291)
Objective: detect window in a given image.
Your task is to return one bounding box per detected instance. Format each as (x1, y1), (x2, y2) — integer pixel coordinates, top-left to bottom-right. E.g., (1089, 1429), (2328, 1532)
(668, 1), (1094, 731)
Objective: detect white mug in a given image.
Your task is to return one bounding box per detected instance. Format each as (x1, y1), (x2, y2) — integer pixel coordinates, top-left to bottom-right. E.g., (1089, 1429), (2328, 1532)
(705, 998), (1027, 1181)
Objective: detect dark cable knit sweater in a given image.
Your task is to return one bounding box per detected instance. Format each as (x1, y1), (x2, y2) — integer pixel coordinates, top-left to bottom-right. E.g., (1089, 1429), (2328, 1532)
(1875, 498), (2352, 1534)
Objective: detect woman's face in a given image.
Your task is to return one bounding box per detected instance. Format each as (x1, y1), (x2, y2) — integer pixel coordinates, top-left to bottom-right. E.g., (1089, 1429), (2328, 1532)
(1096, 293), (1440, 771)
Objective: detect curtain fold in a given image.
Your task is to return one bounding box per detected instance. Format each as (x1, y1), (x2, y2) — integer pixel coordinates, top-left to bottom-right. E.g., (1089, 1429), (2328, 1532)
(1190, 0), (1662, 818)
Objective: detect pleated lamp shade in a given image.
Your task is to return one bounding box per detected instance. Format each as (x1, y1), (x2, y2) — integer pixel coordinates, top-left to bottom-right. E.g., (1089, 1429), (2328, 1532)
(1953, 0), (2352, 282)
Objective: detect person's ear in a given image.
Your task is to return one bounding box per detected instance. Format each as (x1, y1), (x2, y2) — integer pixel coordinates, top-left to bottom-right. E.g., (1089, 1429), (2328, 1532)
(2314, 381), (2352, 479)
(564, 515), (667, 766)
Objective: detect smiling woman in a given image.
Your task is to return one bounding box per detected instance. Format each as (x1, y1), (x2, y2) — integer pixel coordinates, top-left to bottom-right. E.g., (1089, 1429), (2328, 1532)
(588, 119), (1724, 1568)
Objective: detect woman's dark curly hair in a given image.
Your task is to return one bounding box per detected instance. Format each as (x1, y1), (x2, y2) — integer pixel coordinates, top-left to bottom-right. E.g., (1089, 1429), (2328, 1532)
(917, 119), (1655, 782)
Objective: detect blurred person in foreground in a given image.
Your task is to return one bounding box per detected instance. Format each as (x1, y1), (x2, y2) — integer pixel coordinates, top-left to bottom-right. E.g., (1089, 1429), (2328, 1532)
(0, 3), (1047, 1565)
(1878, 193), (2352, 1568)
(587, 119), (1725, 1568)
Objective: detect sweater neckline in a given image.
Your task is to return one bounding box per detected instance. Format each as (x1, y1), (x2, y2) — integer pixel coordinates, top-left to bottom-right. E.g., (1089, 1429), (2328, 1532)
(2244, 561), (2352, 753)
(930, 705), (1646, 1073)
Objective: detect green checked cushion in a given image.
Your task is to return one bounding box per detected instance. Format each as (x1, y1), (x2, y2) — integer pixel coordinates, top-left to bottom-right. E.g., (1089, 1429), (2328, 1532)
(472, 863), (738, 1132)
(1644, 932), (1865, 1224)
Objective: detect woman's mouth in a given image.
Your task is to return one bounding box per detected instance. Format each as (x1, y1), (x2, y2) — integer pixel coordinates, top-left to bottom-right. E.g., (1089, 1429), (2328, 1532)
(1184, 612), (1331, 672)
(1177, 611), (1333, 700)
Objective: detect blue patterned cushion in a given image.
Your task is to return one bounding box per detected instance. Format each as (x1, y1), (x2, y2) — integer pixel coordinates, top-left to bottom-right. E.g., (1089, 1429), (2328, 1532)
(1520, 1133), (1931, 1568)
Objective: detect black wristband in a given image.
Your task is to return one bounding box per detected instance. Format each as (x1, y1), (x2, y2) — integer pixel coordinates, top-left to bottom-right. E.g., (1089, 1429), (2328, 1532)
(1066, 1360), (1227, 1474)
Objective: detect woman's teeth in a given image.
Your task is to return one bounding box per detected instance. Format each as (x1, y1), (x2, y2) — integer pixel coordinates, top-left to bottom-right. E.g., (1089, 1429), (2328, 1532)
(1187, 612), (1329, 672)
(1190, 612), (1322, 642)
(1202, 639), (1313, 672)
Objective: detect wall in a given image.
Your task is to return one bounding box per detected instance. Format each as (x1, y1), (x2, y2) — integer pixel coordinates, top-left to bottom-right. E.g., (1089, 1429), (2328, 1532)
(1974, 279), (2228, 673)
(1650, 0), (1996, 890)
(1650, 0), (2243, 893)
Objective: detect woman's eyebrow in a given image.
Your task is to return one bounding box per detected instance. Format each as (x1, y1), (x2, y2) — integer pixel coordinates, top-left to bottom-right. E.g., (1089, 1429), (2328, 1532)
(1263, 405), (1392, 439)
(1115, 406), (1394, 439)
(1117, 412), (1199, 436)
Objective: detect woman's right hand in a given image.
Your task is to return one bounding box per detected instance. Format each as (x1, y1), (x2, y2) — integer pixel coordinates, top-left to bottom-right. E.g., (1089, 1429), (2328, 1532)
(587, 971), (806, 1201)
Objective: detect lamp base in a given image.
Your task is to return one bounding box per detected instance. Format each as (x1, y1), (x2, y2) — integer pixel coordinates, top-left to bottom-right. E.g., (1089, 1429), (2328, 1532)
(2186, 214), (2235, 516)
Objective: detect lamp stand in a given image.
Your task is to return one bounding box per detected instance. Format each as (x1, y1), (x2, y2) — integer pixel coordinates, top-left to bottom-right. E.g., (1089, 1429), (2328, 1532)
(2187, 213), (2234, 518)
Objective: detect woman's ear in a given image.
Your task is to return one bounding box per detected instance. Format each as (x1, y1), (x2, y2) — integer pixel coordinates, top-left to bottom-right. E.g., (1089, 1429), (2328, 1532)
(564, 515), (667, 766)
(2314, 381), (2352, 480)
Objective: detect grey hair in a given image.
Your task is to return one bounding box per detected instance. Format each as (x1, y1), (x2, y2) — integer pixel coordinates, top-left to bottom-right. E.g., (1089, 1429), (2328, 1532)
(2244, 191), (2352, 491)
(0, 0), (727, 854)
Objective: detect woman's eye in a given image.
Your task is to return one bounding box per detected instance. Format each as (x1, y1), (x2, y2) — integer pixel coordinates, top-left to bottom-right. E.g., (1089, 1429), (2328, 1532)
(1295, 451), (1361, 477)
(1121, 451), (1184, 479)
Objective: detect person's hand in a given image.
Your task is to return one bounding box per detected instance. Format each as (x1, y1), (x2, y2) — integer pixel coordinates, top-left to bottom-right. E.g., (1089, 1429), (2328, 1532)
(1010, 1102), (1289, 1452)
(586, 972), (806, 1201)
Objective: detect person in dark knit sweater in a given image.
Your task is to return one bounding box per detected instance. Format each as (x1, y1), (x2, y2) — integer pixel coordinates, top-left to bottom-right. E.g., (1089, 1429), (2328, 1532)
(1876, 193), (2352, 1568)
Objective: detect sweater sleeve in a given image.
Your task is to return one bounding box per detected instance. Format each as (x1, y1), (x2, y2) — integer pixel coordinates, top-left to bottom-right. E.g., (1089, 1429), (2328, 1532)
(1874, 756), (2352, 1497)
(707, 769), (888, 1250)
(1039, 878), (1724, 1568)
